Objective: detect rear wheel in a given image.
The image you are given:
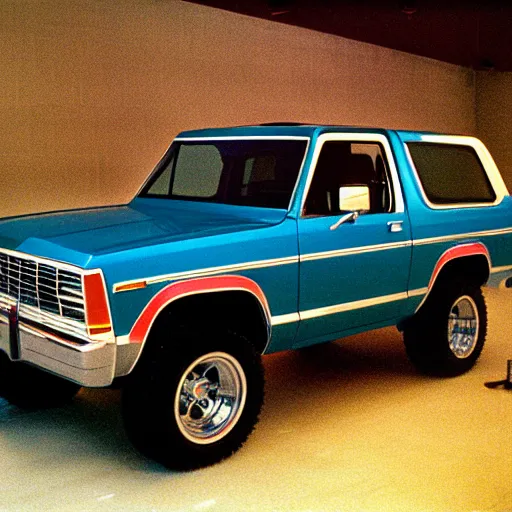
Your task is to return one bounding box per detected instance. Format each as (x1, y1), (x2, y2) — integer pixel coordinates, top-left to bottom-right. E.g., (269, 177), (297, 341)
(0, 353), (81, 408)
(403, 281), (487, 377)
(122, 328), (264, 470)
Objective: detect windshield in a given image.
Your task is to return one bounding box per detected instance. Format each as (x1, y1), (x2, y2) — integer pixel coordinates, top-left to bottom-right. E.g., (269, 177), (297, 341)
(139, 139), (308, 209)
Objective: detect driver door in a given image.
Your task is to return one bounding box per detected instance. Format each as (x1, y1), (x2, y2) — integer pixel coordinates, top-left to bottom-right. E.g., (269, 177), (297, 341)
(294, 134), (412, 346)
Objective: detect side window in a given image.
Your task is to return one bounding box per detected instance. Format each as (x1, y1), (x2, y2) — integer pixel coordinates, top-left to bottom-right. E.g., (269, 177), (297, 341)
(407, 143), (496, 205)
(304, 141), (393, 216)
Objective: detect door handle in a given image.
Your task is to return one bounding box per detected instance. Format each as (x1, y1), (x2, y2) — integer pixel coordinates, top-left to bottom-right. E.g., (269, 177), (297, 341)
(330, 211), (359, 231)
(387, 221), (403, 233)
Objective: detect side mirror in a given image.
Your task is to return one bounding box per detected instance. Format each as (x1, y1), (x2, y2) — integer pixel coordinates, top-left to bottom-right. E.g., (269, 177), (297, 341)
(339, 186), (370, 212)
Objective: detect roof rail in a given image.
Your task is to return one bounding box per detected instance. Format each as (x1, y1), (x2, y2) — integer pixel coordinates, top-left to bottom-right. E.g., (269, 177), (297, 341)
(259, 122), (307, 126)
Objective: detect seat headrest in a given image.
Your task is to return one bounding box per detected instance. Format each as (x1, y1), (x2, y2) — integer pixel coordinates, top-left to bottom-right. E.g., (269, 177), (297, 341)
(347, 154), (375, 183)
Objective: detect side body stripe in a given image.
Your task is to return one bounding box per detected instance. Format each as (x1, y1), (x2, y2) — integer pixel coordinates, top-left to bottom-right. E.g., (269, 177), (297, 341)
(413, 226), (512, 246)
(115, 240), (506, 347)
(269, 243), (492, 325)
(299, 292), (408, 321)
(113, 256), (298, 292)
(300, 241), (412, 262)
(113, 226), (511, 293)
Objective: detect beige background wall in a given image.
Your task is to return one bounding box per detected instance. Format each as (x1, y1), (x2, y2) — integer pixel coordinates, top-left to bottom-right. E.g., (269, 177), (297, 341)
(0, 0), (479, 217)
(476, 72), (512, 190)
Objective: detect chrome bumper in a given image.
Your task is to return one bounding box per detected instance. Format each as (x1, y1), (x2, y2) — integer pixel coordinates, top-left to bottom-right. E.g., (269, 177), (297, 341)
(0, 309), (115, 387)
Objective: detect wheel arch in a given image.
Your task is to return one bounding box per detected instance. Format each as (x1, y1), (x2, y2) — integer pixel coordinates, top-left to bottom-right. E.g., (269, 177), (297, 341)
(415, 242), (491, 314)
(127, 275), (272, 367)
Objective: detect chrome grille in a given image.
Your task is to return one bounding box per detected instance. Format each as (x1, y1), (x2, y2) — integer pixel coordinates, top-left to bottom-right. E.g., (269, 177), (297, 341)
(0, 252), (85, 323)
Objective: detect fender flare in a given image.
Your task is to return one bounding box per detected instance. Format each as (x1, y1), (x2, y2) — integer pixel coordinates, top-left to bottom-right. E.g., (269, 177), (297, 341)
(414, 242), (491, 313)
(128, 275), (272, 346)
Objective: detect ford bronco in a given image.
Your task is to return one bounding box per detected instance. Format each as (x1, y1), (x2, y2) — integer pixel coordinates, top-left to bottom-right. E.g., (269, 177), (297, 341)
(0, 124), (511, 469)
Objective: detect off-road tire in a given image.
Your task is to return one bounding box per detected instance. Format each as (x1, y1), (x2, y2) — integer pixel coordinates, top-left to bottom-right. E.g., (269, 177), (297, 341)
(403, 281), (487, 377)
(122, 328), (264, 470)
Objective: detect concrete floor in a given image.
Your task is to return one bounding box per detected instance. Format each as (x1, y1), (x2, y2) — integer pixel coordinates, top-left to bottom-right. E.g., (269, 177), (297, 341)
(0, 288), (511, 512)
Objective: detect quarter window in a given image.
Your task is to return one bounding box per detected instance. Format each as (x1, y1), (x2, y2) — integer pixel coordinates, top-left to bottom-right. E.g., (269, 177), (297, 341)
(407, 143), (496, 205)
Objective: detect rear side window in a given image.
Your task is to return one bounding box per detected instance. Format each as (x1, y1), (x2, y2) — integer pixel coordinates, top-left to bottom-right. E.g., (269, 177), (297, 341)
(407, 143), (496, 205)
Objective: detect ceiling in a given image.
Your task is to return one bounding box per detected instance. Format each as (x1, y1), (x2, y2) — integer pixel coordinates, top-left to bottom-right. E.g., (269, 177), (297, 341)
(185, 1), (512, 71)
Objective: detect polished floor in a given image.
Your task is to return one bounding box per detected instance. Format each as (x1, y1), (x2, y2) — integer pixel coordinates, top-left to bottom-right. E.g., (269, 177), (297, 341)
(0, 288), (511, 512)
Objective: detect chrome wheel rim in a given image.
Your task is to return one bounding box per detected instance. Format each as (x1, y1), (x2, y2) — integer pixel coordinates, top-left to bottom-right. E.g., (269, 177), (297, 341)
(448, 295), (479, 359)
(174, 352), (247, 445)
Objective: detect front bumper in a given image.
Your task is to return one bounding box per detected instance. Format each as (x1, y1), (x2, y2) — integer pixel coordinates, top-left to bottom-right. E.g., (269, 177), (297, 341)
(0, 306), (115, 387)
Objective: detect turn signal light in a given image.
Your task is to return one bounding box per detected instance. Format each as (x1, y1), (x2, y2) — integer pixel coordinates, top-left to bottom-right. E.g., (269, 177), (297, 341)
(83, 272), (112, 339)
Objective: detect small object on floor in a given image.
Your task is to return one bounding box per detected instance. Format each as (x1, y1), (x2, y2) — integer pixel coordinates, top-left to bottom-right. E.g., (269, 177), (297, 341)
(484, 360), (512, 390)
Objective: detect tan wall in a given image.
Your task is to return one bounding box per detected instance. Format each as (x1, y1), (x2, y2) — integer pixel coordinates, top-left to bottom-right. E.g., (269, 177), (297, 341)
(0, 0), (477, 217)
(476, 71), (512, 190)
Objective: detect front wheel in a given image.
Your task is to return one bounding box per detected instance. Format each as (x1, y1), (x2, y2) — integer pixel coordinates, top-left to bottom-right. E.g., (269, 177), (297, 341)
(122, 329), (264, 470)
(403, 281), (487, 377)
(174, 351), (248, 445)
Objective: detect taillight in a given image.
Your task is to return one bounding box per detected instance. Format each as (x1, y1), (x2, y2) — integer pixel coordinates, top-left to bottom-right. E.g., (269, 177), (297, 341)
(83, 271), (112, 339)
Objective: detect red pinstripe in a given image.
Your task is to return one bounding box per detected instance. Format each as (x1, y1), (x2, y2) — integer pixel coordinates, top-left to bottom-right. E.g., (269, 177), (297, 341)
(428, 242), (491, 290)
(128, 275), (270, 344)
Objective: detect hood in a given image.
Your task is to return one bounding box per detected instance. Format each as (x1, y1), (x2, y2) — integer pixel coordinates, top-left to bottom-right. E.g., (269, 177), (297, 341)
(0, 198), (287, 268)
